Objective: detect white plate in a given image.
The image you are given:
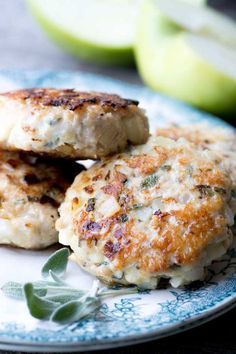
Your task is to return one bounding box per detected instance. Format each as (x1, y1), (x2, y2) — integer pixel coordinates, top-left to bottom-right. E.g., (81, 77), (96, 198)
(0, 70), (235, 352)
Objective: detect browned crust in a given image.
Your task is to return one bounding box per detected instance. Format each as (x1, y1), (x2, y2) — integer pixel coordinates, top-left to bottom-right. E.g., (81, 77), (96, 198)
(0, 151), (85, 209)
(69, 142), (231, 273)
(1, 88), (139, 112)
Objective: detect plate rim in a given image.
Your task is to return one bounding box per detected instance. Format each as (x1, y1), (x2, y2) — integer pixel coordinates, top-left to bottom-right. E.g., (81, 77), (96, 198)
(0, 298), (235, 352)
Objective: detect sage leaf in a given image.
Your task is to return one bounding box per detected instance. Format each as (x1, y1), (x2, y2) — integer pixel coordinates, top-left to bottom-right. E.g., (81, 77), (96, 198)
(98, 287), (138, 298)
(24, 283), (59, 320)
(78, 297), (101, 320)
(51, 297), (101, 324)
(90, 280), (100, 297)
(2, 247), (139, 325)
(1, 281), (47, 300)
(45, 293), (85, 304)
(33, 280), (63, 288)
(1, 281), (25, 300)
(46, 287), (85, 297)
(49, 270), (67, 285)
(41, 248), (70, 278)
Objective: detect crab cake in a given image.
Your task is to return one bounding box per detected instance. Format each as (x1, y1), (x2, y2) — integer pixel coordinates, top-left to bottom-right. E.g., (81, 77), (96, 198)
(0, 88), (149, 159)
(156, 124), (236, 214)
(0, 151), (84, 249)
(57, 136), (234, 289)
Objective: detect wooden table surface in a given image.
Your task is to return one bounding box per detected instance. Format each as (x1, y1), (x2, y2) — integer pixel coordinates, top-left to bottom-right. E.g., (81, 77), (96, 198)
(0, 1), (235, 353)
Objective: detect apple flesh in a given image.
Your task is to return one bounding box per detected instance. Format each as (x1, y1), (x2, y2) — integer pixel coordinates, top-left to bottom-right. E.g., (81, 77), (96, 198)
(27, 0), (142, 66)
(155, 0), (236, 48)
(135, 0), (236, 116)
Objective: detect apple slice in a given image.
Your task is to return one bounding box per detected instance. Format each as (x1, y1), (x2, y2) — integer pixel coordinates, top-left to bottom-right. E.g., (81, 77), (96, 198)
(135, 0), (236, 116)
(27, 0), (142, 66)
(26, 0), (205, 66)
(155, 0), (236, 48)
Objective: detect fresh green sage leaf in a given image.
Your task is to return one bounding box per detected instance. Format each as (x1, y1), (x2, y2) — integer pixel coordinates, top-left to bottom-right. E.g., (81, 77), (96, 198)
(49, 270), (67, 285)
(1, 281), (47, 300)
(89, 280), (100, 297)
(78, 297), (101, 320)
(98, 287), (138, 298)
(41, 248), (70, 278)
(45, 293), (85, 304)
(50, 297), (100, 324)
(33, 280), (63, 288)
(46, 287), (85, 297)
(1, 282), (25, 300)
(2, 248), (139, 325)
(24, 283), (59, 320)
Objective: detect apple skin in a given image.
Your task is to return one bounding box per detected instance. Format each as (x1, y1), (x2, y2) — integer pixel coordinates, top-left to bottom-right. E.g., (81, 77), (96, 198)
(134, 0), (236, 116)
(27, 0), (134, 66)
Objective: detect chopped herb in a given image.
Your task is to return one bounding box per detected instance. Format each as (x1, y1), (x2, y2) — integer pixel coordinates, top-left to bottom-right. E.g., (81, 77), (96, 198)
(47, 117), (62, 126)
(186, 165), (194, 176)
(196, 185), (227, 198)
(196, 185), (214, 198)
(27, 196), (40, 203)
(231, 190), (236, 198)
(44, 137), (60, 148)
(14, 198), (26, 205)
(161, 165), (171, 171)
(119, 214), (128, 223)
(119, 194), (129, 206)
(99, 261), (109, 266)
(86, 198), (96, 212)
(141, 174), (159, 189)
(130, 203), (143, 210)
(214, 187), (226, 195)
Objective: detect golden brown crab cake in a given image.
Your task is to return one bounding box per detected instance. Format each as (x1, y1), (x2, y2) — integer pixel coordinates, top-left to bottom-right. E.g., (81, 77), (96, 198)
(0, 88), (149, 159)
(57, 136), (234, 289)
(156, 124), (236, 214)
(0, 151), (84, 249)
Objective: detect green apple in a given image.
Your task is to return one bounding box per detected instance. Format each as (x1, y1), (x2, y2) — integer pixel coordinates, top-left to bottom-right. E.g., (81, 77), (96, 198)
(135, 0), (236, 116)
(26, 0), (205, 66)
(27, 0), (142, 66)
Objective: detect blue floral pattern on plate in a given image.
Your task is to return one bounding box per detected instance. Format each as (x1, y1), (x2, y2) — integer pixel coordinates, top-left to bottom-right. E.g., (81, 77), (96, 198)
(0, 70), (235, 352)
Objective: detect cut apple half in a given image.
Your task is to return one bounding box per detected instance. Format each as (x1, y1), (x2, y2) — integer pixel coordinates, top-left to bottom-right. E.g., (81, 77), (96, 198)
(27, 0), (142, 65)
(135, 0), (236, 116)
(155, 0), (236, 48)
(186, 34), (236, 80)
